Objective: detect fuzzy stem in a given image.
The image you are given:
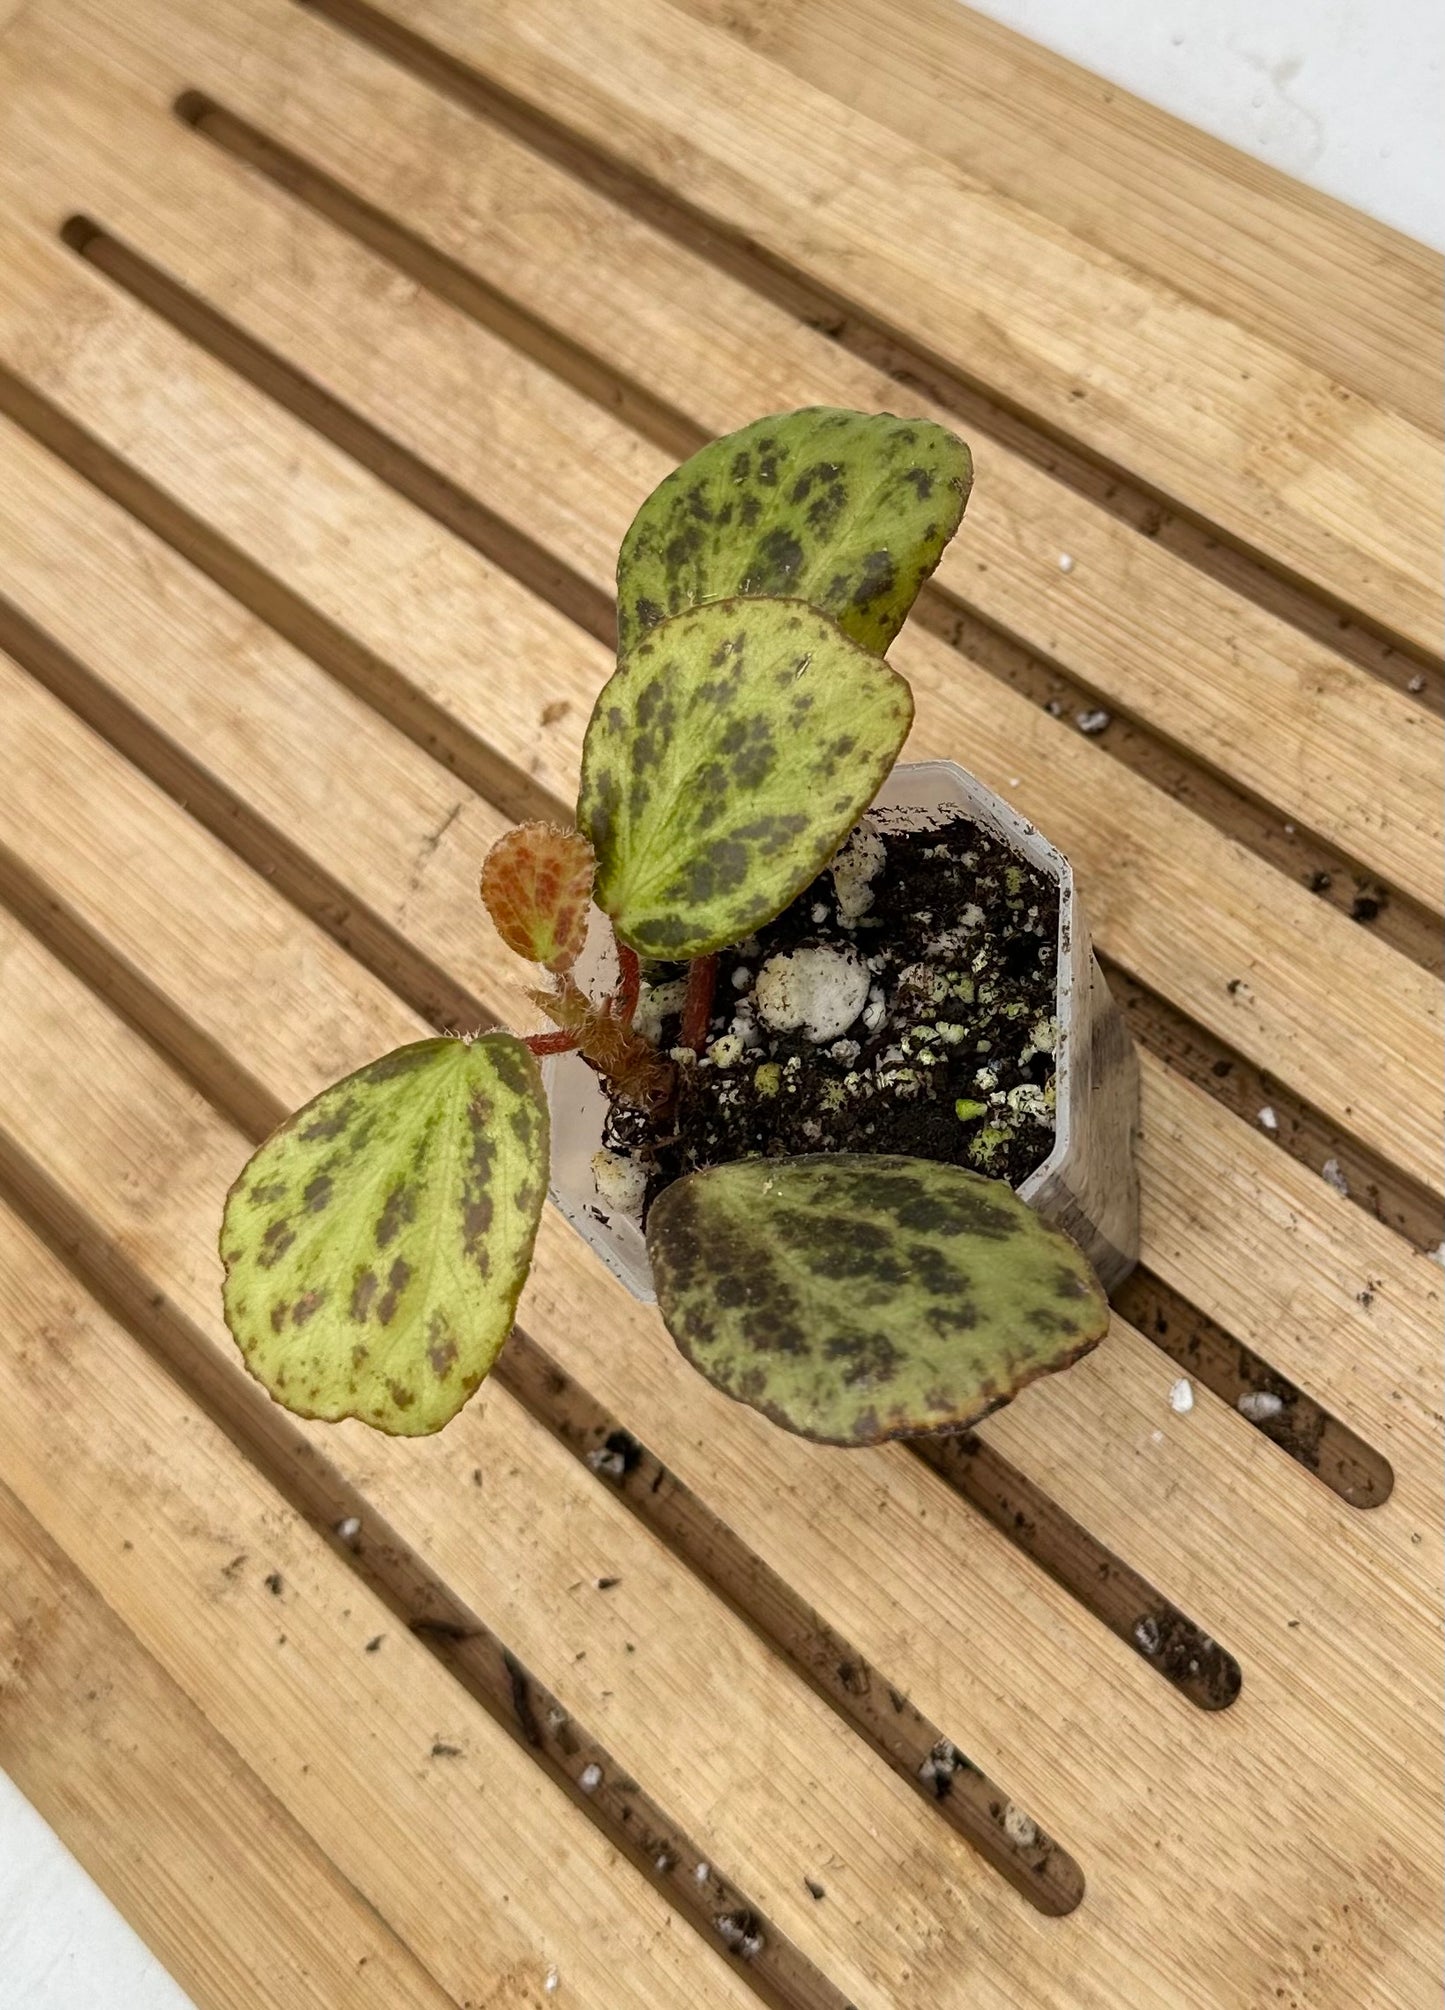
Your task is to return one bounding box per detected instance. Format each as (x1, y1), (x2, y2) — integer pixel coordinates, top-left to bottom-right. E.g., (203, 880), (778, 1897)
(680, 953), (719, 1055)
(522, 1027), (584, 1056)
(613, 939), (641, 1028)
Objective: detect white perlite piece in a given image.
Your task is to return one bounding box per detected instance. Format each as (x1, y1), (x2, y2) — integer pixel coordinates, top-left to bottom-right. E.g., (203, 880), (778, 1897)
(578, 1763), (603, 1793)
(706, 1033), (745, 1069)
(591, 1148), (648, 1222)
(1238, 1390), (1284, 1423)
(1057, 553), (1075, 573)
(1257, 1106), (1279, 1134)
(1408, 674), (1426, 694)
(830, 820), (886, 922)
(1002, 1803), (1039, 1850)
(1321, 1157), (1350, 1197)
(1429, 1243), (1445, 1269)
(1075, 707), (1111, 734)
(543, 1969), (560, 1995)
(755, 945), (870, 1043)
(633, 977), (687, 1045)
(333, 1515), (362, 1547)
(1168, 1377), (1194, 1414)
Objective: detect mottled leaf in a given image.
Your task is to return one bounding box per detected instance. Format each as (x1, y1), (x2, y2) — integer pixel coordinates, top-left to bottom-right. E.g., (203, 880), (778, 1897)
(616, 407), (973, 657)
(220, 1035), (548, 1436)
(578, 596), (912, 958)
(647, 1154), (1107, 1446)
(481, 822), (596, 973)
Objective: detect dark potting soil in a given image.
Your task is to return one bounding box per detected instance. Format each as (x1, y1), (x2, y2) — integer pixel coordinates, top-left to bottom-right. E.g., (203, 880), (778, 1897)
(602, 808), (1060, 1211)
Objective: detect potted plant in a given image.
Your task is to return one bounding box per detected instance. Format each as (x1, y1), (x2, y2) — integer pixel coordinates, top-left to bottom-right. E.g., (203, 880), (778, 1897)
(220, 408), (1137, 1448)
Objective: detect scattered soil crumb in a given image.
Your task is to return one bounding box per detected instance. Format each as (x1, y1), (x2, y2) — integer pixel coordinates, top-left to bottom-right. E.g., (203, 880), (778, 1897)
(264, 1571), (283, 1596)
(430, 1741), (462, 1759)
(804, 1878), (826, 1901)
(1002, 1803), (1039, 1849)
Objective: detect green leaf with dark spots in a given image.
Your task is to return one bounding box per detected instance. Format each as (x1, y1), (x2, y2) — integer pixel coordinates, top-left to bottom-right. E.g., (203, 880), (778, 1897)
(616, 407), (972, 658)
(220, 1035), (548, 1436)
(646, 1154), (1107, 1446)
(579, 596), (912, 958)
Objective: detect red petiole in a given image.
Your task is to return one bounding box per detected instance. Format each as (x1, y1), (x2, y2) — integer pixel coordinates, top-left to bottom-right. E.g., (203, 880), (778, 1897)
(680, 953), (719, 1055)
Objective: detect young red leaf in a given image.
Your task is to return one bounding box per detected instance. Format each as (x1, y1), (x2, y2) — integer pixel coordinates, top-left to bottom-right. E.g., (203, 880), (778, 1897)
(481, 823), (596, 973)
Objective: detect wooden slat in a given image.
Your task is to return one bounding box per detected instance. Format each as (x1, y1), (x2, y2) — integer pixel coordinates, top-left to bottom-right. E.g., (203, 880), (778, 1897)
(0, 1483), (458, 2010)
(0, 433), (1438, 2002)
(0, 668), (1072, 2004)
(673, 0), (1444, 436)
(102, 0), (1442, 909)
(0, 1196), (759, 2010)
(0, 270), (1434, 1421)
(1139, 1061), (1443, 1458)
(0, 170), (1436, 1193)
(356, 0), (1444, 648)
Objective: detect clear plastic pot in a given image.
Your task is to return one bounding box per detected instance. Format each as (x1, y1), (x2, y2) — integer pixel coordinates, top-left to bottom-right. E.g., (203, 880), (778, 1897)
(543, 760), (1139, 1298)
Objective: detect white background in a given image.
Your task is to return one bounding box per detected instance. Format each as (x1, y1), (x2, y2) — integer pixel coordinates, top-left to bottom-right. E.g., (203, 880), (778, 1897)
(2, 0), (1440, 2004)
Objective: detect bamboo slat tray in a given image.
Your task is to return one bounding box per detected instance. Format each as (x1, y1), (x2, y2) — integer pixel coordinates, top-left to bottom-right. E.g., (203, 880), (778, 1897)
(0, 2), (1441, 2004)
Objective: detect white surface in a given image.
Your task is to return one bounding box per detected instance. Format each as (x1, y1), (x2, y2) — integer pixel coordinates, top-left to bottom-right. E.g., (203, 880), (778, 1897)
(3, 4), (1440, 2004)
(965, 0), (1445, 249)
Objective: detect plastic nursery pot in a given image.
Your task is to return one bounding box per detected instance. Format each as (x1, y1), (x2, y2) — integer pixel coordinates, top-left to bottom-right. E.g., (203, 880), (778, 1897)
(543, 760), (1140, 1301)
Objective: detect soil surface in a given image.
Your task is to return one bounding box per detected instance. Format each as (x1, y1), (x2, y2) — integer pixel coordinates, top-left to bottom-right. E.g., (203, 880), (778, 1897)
(602, 808), (1061, 1214)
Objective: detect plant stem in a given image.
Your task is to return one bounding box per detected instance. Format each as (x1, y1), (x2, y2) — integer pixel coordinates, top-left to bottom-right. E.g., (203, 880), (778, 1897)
(680, 953), (719, 1054)
(522, 1027), (584, 1057)
(613, 940), (641, 1028)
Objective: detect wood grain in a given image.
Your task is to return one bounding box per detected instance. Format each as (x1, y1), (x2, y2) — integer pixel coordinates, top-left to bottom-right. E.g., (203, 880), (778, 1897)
(356, 0), (1445, 648)
(673, 0), (1444, 436)
(0, 1483), (459, 2010)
